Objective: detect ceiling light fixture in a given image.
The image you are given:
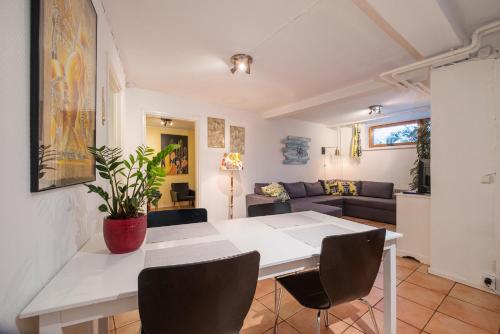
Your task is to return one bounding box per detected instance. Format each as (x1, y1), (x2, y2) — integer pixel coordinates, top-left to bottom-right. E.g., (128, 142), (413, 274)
(369, 105), (382, 115)
(160, 118), (174, 127)
(230, 54), (253, 74)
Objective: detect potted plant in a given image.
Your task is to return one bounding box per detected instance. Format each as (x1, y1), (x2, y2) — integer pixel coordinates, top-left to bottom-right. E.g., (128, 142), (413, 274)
(86, 144), (178, 254)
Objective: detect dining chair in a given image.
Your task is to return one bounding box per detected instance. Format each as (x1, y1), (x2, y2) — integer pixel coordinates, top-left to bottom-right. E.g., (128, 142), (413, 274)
(247, 202), (292, 217)
(138, 251), (260, 334)
(273, 229), (386, 334)
(147, 208), (208, 228)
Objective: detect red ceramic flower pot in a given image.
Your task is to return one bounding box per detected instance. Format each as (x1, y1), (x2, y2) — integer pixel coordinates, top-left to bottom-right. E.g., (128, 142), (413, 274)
(103, 215), (147, 254)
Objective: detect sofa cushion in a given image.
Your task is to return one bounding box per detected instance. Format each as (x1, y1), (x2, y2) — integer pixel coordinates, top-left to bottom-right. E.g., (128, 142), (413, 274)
(261, 183), (290, 202)
(359, 181), (394, 199)
(343, 196), (395, 211)
(254, 183), (270, 195)
(304, 182), (325, 196)
(282, 182), (307, 199)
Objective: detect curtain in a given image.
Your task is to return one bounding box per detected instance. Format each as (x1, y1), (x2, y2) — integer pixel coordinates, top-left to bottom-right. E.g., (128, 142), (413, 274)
(351, 124), (362, 158)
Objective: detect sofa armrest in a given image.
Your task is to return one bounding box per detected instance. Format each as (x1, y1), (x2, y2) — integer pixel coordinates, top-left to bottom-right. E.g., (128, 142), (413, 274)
(188, 189), (195, 196)
(245, 194), (278, 210)
(170, 190), (179, 202)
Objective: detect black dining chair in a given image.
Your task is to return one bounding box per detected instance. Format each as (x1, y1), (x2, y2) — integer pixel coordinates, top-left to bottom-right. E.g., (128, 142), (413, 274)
(274, 229), (386, 334)
(247, 202), (292, 217)
(138, 251), (260, 334)
(147, 208), (208, 228)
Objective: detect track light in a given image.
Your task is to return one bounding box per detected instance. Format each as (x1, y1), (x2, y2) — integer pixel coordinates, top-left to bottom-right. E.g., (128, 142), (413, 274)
(230, 54), (253, 74)
(160, 118), (173, 127)
(369, 105), (382, 115)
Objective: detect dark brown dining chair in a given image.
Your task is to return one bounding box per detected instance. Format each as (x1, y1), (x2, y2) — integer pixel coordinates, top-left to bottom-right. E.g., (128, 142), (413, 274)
(138, 251), (260, 334)
(247, 202), (292, 217)
(274, 229), (386, 334)
(147, 208), (207, 228)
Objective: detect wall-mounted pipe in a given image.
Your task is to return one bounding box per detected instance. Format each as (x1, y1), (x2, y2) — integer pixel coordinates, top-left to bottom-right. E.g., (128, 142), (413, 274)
(380, 20), (500, 94)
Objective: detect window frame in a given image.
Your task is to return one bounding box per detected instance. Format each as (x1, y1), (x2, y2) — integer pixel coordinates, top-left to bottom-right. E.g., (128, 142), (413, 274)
(368, 119), (426, 148)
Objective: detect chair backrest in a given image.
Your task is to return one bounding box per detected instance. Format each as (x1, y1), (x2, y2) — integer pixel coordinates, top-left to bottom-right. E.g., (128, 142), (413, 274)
(319, 229), (386, 306)
(247, 202), (292, 217)
(147, 208), (207, 228)
(138, 251), (260, 334)
(171, 182), (189, 195)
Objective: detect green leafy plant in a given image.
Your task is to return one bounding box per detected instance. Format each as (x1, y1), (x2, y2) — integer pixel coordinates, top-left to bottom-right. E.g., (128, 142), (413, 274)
(85, 144), (179, 219)
(409, 120), (431, 190)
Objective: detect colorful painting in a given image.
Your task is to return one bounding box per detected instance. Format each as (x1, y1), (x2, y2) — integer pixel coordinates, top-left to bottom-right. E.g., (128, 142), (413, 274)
(30, 0), (97, 192)
(230, 125), (245, 154)
(282, 136), (311, 165)
(161, 134), (188, 175)
(207, 117), (225, 148)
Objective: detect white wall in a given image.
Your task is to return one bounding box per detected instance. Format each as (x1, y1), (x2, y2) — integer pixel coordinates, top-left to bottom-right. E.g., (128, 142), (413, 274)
(0, 0), (126, 332)
(430, 59), (499, 290)
(331, 122), (419, 190)
(124, 88), (337, 221)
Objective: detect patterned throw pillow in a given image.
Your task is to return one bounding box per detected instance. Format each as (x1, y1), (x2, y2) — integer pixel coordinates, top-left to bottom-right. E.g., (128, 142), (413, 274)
(336, 181), (358, 196)
(261, 182), (290, 202)
(323, 179), (341, 195)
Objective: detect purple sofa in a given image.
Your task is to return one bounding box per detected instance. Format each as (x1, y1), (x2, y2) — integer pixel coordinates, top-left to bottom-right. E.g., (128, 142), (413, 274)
(245, 180), (396, 224)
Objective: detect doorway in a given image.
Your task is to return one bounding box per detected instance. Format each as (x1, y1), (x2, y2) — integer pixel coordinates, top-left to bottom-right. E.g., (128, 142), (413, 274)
(145, 116), (197, 211)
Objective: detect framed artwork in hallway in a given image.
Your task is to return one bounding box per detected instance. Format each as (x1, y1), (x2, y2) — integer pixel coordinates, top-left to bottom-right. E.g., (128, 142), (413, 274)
(161, 134), (188, 175)
(30, 0), (98, 192)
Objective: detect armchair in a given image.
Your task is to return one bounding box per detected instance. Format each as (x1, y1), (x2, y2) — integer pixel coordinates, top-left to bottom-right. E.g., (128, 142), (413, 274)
(170, 182), (195, 207)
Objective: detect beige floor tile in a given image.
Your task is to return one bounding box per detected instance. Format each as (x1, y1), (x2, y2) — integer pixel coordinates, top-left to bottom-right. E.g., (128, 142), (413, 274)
(373, 272), (401, 290)
(115, 321), (141, 334)
(449, 283), (500, 313)
(424, 312), (491, 334)
(108, 317), (115, 330)
(329, 300), (368, 324)
(255, 278), (276, 299)
(375, 296), (434, 330)
(353, 307), (420, 334)
(342, 326), (364, 333)
(114, 310), (140, 329)
(263, 321), (301, 334)
(242, 300), (279, 334)
(405, 271), (454, 295)
(397, 281), (445, 310)
(364, 286), (384, 307)
(259, 289), (304, 320)
(437, 296), (500, 333)
(109, 331), (116, 334)
(396, 257), (421, 271)
(417, 264), (429, 273)
(396, 265), (414, 281)
(286, 308), (350, 334)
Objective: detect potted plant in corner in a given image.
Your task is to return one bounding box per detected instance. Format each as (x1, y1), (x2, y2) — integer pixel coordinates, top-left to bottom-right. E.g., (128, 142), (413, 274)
(86, 144), (178, 254)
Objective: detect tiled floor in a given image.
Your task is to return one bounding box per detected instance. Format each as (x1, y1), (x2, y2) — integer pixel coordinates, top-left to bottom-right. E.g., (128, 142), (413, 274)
(108, 217), (500, 334)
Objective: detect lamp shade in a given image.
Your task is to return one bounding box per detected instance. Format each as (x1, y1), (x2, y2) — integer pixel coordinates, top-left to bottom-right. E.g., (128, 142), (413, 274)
(220, 152), (243, 171)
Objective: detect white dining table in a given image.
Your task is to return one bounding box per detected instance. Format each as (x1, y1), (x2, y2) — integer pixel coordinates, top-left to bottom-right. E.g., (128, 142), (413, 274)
(20, 211), (402, 334)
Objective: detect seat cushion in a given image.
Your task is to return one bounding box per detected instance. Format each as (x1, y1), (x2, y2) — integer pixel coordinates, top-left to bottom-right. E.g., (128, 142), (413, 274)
(359, 181), (394, 199)
(290, 199), (342, 217)
(277, 270), (331, 309)
(282, 182), (307, 199)
(177, 195), (195, 201)
(343, 196), (396, 211)
(304, 182), (325, 197)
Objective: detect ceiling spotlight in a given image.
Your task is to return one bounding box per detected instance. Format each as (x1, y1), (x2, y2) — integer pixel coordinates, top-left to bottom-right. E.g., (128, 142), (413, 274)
(369, 105), (382, 115)
(160, 118), (173, 127)
(230, 54), (253, 74)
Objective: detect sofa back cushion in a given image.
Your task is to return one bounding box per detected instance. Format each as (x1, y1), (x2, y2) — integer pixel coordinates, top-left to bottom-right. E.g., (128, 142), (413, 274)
(359, 181), (394, 199)
(282, 182), (307, 199)
(254, 183), (270, 195)
(304, 182), (325, 196)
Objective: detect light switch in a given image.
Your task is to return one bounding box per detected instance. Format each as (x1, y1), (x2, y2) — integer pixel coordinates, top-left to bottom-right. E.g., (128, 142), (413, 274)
(481, 174), (495, 184)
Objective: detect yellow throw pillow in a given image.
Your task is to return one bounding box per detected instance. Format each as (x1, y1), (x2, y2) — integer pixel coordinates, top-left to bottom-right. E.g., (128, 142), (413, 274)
(324, 179), (341, 196)
(261, 182), (290, 202)
(336, 181), (358, 196)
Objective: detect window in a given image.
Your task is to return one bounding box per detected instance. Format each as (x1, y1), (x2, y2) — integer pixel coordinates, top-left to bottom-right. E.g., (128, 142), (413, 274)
(369, 120), (425, 148)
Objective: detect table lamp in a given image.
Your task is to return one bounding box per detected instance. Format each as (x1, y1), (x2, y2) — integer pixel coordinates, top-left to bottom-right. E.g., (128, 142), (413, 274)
(220, 152), (243, 219)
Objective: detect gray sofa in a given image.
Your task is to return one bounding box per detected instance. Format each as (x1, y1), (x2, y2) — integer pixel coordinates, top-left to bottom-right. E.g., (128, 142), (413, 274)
(245, 180), (396, 224)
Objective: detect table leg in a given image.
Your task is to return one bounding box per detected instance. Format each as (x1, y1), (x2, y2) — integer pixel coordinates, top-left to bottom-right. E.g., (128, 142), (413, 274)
(383, 244), (397, 334)
(39, 313), (63, 334)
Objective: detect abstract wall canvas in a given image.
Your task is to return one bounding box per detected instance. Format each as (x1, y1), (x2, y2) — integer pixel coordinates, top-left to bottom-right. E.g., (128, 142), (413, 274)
(30, 0), (97, 192)
(161, 134), (188, 175)
(282, 136), (311, 165)
(207, 117), (225, 148)
(230, 126), (245, 154)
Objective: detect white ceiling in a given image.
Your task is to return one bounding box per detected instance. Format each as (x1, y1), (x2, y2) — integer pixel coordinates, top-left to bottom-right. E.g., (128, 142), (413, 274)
(103, 0), (500, 124)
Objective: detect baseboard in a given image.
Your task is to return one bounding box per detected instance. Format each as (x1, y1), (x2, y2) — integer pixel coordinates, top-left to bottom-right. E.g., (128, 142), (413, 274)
(428, 267), (500, 295)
